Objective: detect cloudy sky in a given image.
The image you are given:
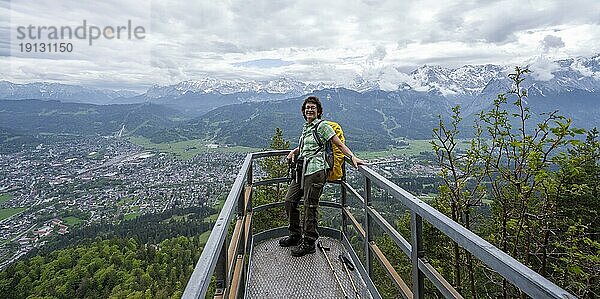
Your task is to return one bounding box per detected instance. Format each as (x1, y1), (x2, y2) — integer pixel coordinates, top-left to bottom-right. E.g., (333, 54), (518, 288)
(1, 0), (599, 91)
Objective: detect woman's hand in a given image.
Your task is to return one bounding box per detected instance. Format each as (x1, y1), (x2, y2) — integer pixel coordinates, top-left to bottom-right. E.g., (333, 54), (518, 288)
(351, 155), (366, 168)
(286, 148), (298, 162)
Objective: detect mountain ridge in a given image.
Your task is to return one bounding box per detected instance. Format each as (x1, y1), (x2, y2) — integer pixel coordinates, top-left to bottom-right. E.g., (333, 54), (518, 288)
(1, 54), (598, 152)
(2, 54), (598, 109)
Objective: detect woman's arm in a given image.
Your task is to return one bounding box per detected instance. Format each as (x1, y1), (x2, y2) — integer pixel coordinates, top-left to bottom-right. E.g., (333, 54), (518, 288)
(286, 147), (299, 161)
(330, 135), (366, 167)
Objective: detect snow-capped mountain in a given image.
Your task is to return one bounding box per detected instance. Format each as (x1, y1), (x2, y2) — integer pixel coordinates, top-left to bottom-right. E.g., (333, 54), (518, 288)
(529, 55), (600, 95)
(345, 76), (381, 93)
(141, 54), (599, 99)
(410, 64), (505, 96)
(144, 77), (336, 99)
(1, 54), (598, 112)
(0, 81), (138, 104)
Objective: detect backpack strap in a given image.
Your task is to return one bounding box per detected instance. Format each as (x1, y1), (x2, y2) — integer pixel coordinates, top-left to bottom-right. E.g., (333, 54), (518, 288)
(298, 133), (304, 156)
(313, 119), (324, 144)
(313, 119), (325, 150)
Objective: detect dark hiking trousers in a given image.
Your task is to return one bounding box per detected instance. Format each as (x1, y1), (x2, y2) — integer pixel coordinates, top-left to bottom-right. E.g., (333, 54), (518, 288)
(284, 170), (326, 242)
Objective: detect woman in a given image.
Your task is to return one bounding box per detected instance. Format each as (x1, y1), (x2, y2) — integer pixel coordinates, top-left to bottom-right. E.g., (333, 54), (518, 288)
(279, 95), (365, 257)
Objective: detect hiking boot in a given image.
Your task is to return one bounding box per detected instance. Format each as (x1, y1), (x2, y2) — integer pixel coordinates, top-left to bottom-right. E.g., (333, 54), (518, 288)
(279, 235), (301, 247)
(291, 240), (316, 257)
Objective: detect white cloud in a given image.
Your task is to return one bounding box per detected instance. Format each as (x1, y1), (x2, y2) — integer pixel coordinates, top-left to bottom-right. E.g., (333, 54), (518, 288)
(1, 0), (599, 89)
(377, 66), (414, 91)
(541, 35), (565, 52)
(367, 45), (387, 63)
(527, 56), (560, 81)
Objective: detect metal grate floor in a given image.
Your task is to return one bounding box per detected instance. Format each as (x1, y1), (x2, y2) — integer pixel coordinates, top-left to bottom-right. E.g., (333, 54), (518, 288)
(246, 237), (374, 299)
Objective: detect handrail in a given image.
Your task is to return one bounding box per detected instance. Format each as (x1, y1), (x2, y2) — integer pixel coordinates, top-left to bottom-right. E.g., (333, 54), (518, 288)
(183, 150), (575, 299)
(182, 150), (287, 299)
(182, 154), (253, 299)
(357, 165), (575, 299)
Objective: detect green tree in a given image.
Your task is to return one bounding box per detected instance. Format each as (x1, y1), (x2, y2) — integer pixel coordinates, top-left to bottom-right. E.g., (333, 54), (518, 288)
(261, 127), (290, 179)
(429, 67), (596, 298)
(0, 235), (204, 298)
(546, 128), (600, 297)
(431, 105), (487, 296)
(253, 127), (291, 233)
(476, 67), (583, 297)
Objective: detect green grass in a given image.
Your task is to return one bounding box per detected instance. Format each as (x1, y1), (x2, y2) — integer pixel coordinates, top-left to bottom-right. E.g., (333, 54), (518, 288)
(0, 193), (12, 205)
(118, 197), (134, 205)
(202, 197), (224, 224)
(214, 200), (225, 210)
(161, 213), (192, 223)
(123, 211), (141, 221)
(38, 109), (98, 116)
(198, 230), (212, 247)
(128, 137), (258, 160)
(127, 137), (468, 161)
(211, 193), (227, 211)
(63, 216), (83, 226)
(204, 213), (219, 223)
(0, 208), (26, 221)
(419, 193), (438, 202)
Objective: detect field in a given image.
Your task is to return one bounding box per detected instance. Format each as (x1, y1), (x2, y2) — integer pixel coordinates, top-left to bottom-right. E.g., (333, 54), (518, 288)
(63, 216), (84, 226)
(203, 214), (219, 223)
(118, 197), (135, 205)
(123, 212), (141, 221)
(0, 208), (26, 221)
(128, 137), (259, 160)
(198, 230), (211, 246)
(202, 193), (227, 224)
(0, 193), (12, 205)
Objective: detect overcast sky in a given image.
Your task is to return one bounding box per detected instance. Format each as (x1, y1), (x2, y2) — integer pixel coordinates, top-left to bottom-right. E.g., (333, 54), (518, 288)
(1, 0), (599, 91)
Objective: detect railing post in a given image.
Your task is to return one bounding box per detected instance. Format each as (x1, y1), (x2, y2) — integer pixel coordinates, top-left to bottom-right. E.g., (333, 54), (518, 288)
(411, 212), (424, 299)
(237, 184), (245, 217)
(246, 185), (253, 255)
(235, 191), (246, 299)
(245, 156), (254, 218)
(214, 243), (228, 298)
(341, 181), (347, 237)
(364, 176), (373, 278)
(246, 160), (253, 185)
(239, 158), (253, 299)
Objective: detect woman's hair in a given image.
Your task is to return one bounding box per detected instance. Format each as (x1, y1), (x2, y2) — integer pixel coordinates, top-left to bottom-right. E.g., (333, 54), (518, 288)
(301, 96), (323, 120)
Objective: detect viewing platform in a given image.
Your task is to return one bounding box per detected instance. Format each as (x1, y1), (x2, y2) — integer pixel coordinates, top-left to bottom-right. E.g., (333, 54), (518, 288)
(182, 150), (575, 299)
(247, 233), (374, 298)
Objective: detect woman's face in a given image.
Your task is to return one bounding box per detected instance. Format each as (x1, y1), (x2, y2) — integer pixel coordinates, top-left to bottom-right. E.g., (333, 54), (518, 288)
(304, 103), (318, 122)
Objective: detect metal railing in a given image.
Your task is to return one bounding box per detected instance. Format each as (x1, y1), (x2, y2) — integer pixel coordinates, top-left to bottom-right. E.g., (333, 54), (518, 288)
(183, 150), (575, 299)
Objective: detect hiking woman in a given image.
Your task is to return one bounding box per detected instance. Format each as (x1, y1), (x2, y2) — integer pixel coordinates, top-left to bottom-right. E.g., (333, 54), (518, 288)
(279, 96), (365, 257)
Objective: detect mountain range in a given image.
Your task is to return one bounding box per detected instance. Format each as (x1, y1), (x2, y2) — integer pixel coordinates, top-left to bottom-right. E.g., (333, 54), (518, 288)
(3, 55), (598, 102)
(1, 54), (598, 151)
(0, 81), (139, 105)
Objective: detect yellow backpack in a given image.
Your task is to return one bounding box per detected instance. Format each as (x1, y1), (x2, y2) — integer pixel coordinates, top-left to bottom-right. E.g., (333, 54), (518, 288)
(313, 120), (346, 182)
